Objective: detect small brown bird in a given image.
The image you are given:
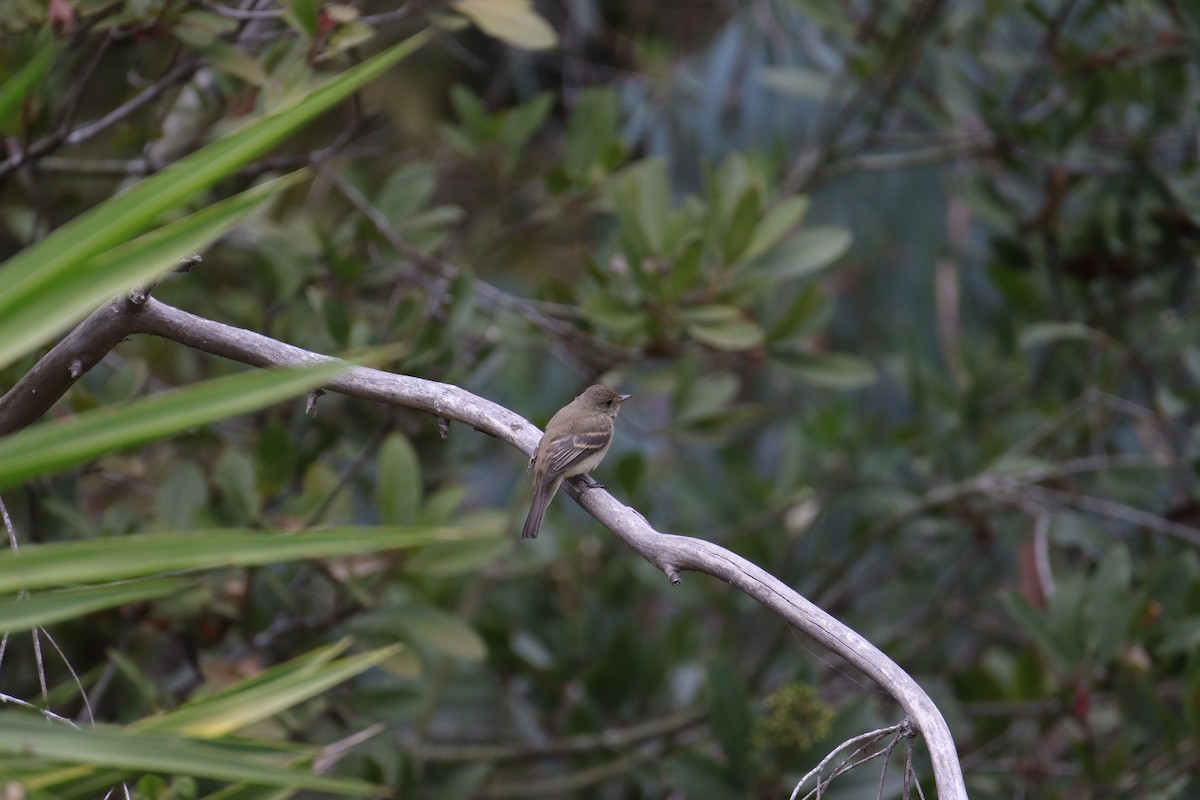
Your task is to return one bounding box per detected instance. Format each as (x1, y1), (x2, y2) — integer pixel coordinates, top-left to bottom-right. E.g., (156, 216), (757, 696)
(522, 385), (631, 540)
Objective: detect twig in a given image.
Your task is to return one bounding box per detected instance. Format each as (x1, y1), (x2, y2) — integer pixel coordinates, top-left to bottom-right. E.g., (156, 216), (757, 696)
(404, 707), (707, 762)
(360, 0), (444, 26)
(55, 32), (116, 137)
(868, 453), (1181, 540)
(196, 1), (282, 20)
(822, 136), (995, 176)
(1032, 513), (1055, 600)
(789, 720), (913, 800)
(1003, 0), (1080, 115)
(303, 423), (389, 528)
(313, 722), (387, 773)
(0, 58), (199, 178)
(0, 691), (82, 728)
(0, 497), (96, 725)
(1016, 484), (1200, 548)
(784, 0), (946, 192)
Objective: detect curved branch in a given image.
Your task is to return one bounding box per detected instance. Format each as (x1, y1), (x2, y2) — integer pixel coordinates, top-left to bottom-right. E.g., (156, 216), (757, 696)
(0, 297), (969, 798)
(0, 294), (147, 436)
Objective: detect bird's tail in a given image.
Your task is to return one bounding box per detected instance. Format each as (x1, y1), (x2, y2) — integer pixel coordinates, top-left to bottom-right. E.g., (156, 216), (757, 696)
(522, 481), (557, 540)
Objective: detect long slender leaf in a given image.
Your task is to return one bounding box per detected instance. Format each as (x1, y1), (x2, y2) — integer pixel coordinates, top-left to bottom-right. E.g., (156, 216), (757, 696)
(0, 527), (472, 593)
(0, 41), (59, 129)
(32, 738), (314, 799)
(33, 643), (399, 793)
(0, 579), (183, 633)
(0, 360), (345, 489)
(0, 714), (383, 795)
(0, 171), (304, 369)
(0, 31), (431, 293)
(147, 642), (401, 736)
(203, 783), (296, 800)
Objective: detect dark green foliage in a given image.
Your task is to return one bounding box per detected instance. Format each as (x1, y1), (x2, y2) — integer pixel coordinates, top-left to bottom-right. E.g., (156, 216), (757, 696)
(2, 1), (1200, 798)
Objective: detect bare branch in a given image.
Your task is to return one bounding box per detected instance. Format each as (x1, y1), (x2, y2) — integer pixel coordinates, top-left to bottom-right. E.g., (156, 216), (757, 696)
(0, 297), (970, 798)
(405, 707), (706, 762)
(0, 58), (199, 178)
(1017, 485), (1200, 548)
(868, 453), (1184, 541)
(0, 292), (149, 436)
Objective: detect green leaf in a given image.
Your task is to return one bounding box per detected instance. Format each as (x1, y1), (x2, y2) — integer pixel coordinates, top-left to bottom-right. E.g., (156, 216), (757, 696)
(685, 312), (765, 352)
(0, 172), (303, 370)
(147, 642), (400, 737)
(775, 351), (876, 388)
(377, 161), (437, 221)
(200, 782), (298, 800)
(0, 361), (347, 490)
(283, 0), (319, 36)
(661, 201), (701, 260)
(1046, 578), (1088, 666)
(1187, 653), (1200, 742)
(430, 763), (494, 800)
(0, 714), (382, 795)
(744, 196), (810, 262)
(257, 420), (296, 488)
(452, 0), (558, 50)
(215, 447), (262, 523)
(759, 66), (834, 102)
(722, 187), (762, 265)
(377, 432), (422, 525)
(1159, 619), (1200, 656)
(500, 92), (552, 145)
(665, 236), (706, 300)
(675, 372), (741, 426)
(156, 460), (208, 530)
(1018, 321), (1099, 349)
(742, 226), (851, 282)
(356, 604), (487, 661)
(0, 579), (184, 634)
(318, 21), (378, 62)
(662, 752), (742, 800)
(0, 31), (432, 332)
(0, 527), (473, 594)
(174, 11), (239, 48)
(608, 158), (670, 260)
(202, 41), (269, 86)
(1086, 546), (1134, 662)
(0, 40), (58, 133)
(1000, 593), (1073, 669)
(400, 606), (487, 661)
(564, 89), (619, 179)
(767, 284), (830, 343)
(706, 662), (752, 785)
(709, 154), (761, 223)
(450, 84), (490, 141)
(322, 293), (351, 344)
(406, 536), (513, 577)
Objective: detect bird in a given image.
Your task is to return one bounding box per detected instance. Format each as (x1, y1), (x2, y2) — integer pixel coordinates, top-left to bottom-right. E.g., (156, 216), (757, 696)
(521, 384), (631, 540)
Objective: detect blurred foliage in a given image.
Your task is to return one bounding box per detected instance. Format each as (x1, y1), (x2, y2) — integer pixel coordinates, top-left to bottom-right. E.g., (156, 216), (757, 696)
(2, 0), (1200, 798)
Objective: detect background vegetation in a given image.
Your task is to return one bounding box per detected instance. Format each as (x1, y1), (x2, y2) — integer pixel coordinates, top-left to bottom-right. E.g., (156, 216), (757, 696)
(1, 0), (1198, 797)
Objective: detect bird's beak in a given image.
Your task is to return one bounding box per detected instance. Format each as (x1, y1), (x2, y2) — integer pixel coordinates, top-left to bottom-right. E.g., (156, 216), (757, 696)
(618, 393), (632, 403)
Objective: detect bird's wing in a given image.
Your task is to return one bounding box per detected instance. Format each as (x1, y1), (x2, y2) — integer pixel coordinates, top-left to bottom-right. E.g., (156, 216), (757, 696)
(543, 427), (612, 476)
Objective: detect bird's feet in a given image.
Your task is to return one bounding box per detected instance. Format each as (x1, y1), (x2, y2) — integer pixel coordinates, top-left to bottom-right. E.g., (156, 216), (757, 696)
(578, 475), (606, 495)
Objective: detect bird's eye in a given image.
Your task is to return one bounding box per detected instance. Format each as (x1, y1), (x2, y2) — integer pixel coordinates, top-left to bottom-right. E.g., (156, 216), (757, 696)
(605, 399), (613, 406)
